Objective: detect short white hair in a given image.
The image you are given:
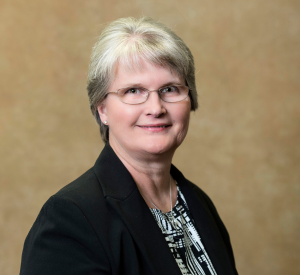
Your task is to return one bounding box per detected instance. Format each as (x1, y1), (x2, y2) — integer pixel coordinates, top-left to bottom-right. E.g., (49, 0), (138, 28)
(87, 17), (198, 143)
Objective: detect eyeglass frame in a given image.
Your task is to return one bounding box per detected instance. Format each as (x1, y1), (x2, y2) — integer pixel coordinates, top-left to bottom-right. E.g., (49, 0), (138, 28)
(105, 84), (192, 105)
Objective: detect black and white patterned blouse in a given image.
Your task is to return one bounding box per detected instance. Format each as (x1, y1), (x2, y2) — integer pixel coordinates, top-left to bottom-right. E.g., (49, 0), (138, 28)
(149, 185), (217, 275)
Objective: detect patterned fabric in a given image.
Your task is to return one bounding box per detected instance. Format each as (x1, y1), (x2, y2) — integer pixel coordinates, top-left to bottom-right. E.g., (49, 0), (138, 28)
(149, 185), (217, 275)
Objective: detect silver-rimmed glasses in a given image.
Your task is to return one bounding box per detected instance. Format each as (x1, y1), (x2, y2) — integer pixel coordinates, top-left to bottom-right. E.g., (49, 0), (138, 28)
(106, 85), (191, 105)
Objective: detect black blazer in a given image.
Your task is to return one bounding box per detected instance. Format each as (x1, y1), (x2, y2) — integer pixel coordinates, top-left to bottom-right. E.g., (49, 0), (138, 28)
(20, 144), (238, 275)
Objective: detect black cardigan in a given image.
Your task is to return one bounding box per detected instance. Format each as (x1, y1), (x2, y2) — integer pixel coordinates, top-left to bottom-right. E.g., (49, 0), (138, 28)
(20, 144), (238, 275)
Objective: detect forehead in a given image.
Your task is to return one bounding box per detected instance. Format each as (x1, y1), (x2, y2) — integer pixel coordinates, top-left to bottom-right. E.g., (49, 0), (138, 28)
(111, 57), (184, 86)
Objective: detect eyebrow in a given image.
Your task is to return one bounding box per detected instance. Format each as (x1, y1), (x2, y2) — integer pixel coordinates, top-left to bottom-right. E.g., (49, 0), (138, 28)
(121, 82), (184, 88)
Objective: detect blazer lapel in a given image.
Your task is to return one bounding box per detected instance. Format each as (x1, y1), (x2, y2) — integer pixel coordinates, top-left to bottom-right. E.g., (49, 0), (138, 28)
(93, 144), (182, 275)
(171, 165), (236, 275)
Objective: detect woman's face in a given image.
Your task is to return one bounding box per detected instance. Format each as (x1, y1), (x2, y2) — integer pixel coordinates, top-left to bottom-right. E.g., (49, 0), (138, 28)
(98, 59), (191, 158)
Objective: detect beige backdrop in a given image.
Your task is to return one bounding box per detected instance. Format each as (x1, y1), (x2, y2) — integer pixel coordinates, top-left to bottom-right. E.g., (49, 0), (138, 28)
(1, 0), (299, 274)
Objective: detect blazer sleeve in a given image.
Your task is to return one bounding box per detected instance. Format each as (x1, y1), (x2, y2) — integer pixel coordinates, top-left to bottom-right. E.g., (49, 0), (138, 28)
(20, 195), (111, 275)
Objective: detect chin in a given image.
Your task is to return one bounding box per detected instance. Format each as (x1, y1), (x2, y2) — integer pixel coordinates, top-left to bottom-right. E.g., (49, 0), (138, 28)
(141, 139), (178, 156)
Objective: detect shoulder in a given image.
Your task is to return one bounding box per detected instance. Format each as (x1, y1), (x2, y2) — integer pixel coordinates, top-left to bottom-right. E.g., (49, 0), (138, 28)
(20, 168), (111, 275)
(171, 164), (215, 211)
(55, 167), (102, 200)
(48, 167), (109, 215)
(42, 166), (112, 237)
(175, 168), (226, 229)
(185, 179), (219, 213)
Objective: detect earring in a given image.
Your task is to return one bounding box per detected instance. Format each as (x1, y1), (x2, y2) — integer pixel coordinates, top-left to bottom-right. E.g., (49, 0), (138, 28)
(104, 120), (108, 125)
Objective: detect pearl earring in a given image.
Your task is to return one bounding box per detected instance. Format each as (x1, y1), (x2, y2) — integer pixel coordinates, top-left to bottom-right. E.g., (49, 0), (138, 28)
(104, 120), (108, 125)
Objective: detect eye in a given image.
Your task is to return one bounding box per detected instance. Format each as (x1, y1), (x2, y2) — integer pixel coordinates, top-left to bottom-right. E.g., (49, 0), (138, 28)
(124, 88), (142, 94)
(160, 86), (179, 93)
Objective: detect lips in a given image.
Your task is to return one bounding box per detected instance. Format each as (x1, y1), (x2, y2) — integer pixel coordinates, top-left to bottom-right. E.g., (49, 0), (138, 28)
(137, 124), (171, 128)
(137, 123), (171, 132)
(139, 125), (169, 129)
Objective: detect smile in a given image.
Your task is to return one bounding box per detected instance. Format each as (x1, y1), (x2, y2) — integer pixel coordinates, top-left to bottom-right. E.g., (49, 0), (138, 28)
(139, 125), (169, 128)
(137, 124), (171, 131)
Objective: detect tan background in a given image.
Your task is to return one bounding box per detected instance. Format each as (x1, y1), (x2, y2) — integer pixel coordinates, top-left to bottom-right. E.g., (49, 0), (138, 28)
(1, 0), (299, 274)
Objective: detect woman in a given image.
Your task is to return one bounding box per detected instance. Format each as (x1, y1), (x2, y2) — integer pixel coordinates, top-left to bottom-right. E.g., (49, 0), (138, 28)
(20, 17), (238, 275)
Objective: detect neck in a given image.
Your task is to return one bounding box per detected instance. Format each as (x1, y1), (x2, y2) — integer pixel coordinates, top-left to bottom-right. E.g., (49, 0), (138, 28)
(109, 139), (177, 213)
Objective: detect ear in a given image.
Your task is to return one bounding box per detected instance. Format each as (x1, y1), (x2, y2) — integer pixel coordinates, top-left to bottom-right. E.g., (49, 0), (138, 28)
(97, 103), (108, 124)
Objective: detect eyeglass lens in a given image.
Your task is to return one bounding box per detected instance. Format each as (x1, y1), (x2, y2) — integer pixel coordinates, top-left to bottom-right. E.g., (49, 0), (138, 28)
(118, 85), (189, 104)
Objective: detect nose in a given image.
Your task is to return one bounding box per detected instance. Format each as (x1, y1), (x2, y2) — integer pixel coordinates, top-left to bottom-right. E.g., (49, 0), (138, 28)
(145, 90), (166, 117)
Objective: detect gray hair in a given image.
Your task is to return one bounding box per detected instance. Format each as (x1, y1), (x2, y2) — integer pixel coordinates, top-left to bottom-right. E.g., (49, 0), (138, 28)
(87, 17), (198, 143)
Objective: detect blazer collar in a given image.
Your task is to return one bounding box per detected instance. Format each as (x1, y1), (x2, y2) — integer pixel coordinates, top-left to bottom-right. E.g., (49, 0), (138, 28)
(93, 143), (182, 275)
(93, 144), (235, 275)
(93, 143), (137, 200)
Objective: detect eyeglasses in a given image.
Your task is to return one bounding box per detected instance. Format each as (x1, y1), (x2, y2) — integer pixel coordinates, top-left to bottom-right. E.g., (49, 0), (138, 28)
(106, 85), (191, 105)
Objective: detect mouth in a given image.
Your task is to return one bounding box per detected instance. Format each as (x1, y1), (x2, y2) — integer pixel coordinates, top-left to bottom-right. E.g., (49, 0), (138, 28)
(137, 124), (171, 130)
(138, 123), (170, 127)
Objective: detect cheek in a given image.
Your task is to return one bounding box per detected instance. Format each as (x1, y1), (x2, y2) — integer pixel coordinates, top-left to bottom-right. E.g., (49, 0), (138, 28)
(180, 113), (190, 136)
(106, 100), (141, 128)
(175, 101), (191, 126)
(172, 104), (191, 141)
